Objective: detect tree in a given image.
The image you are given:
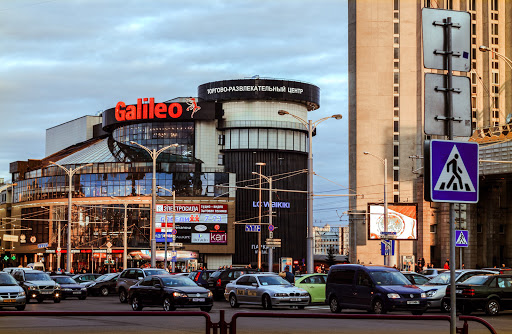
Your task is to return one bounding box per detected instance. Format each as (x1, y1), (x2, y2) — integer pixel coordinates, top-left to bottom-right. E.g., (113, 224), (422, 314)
(326, 246), (336, 267)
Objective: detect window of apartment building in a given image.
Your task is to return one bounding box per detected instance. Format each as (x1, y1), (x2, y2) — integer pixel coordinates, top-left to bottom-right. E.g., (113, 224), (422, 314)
(424, 0), (431, 8)
(394, 159), (399, 167)
(217, 154), (224, 166)
(394, 61), (399, 69)
(491, 0), (498, 11)
(492, 96), (499, 109)
(394, 23), (399, 35)
(218, 134), (225, 145)
(492, 24), (498, 35)
(394, 184), (399, 190)
(393, 170), (399, 182)
(394, 121), (399, 132)
(494, 121), (499, 126)
(469, 0), (476, 11)
(394, 145), (399, 157)
(471, 97), (476, 108)
(393, 135), (399, 141)
(492, 72), (499, 85)
(472, 111), (477, 119)
(394, 0), (399, 10)
(394, 195), (399, 202)
(394, 96), (399, 108)
(394, 110), (399, 117)
(447, 0), (453, 9)
(493, 110), (500, 118)
(394, 48), (399, 60)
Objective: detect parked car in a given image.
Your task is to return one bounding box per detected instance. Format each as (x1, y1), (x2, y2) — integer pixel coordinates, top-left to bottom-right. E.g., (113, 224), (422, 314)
(128, 275), (213, 312)
(84, 273), (120, 296)
(188, 269), (215, 287)
(482, 267), (512, 275)
(294, 273), (327, 304)
(51, 275), (87, 300)
(207, 268), (256, 300)
(418, 269), (496, 312)
(72, 273), (102, 285)
(444, 274), (512, 315)
(225, 273), (309, 309)
(2, 267), (21, 275)
(420, 268), (448, 279)
(116, 268), (169, 303)
(11, 268), (61, 303)
(325, 264), (428, 315)
(402, 272), (430, 285)
(0, 272), (26, 310)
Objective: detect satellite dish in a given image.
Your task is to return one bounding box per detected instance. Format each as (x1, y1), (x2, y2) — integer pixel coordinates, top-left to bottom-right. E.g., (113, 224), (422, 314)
(507, 113), (512, 124)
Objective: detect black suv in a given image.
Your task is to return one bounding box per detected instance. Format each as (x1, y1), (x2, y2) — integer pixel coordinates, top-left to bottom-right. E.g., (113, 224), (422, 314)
(12, 268), (61, 303)
(116, 268), (169, 303)
(206, 268), (256, 300)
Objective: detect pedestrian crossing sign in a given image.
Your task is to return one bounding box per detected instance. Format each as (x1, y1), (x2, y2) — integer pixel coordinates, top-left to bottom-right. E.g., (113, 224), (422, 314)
(424, 140), (479, 203)
(455, 230), (469, 247)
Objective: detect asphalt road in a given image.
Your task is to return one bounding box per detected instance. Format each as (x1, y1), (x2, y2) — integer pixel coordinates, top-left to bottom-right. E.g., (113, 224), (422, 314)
(0, 295), (510, 334)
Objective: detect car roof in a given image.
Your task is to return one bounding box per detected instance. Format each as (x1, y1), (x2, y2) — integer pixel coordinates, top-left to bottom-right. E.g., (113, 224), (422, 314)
(15, 268), (43, 273)
(330, 264), (396, 271)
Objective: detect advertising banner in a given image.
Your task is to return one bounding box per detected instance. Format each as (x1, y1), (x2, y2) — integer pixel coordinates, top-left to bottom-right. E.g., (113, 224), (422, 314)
(368, 203), (418, 240)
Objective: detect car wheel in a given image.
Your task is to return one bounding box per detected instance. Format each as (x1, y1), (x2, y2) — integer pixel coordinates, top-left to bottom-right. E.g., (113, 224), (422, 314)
(131, 296), (143, 311)
(411, 310), (425, 315)
(485, 299), (500, 316)
(163, 297), (176, 311)
(329, 296), (342, 313)
(78, 296), (86, 300)
(229, 294), (239, 308)
(440, 299), (450, 313)
(262, 294), (272, 310)
(53, 298), (61, 303)
(100, 287), (109, 296)
(16, 305), (26, 311)
(119, 289), (127, 303)
(371, 299), (387, 314)
(200, 306), (212, 312)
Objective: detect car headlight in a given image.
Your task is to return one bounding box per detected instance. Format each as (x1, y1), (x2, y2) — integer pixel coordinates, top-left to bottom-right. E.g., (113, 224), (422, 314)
(421, 292), (427, 298)
(387, 293), (401, 299)
(55, 284), (61, 290)
(207, 291), (213, 297)
(274, 293), (288, 297)
(173, 292), (188, 298)
(19, 290), (25, 297)
(27, 286), (36, 290)
(426, 290), (437, 297)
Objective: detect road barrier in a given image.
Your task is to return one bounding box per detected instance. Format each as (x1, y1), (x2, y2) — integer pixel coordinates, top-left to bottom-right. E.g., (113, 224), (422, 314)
(0, 310), (497, 334)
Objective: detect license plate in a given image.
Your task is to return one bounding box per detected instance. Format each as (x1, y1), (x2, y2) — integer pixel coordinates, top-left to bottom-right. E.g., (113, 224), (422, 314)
(41, 291), (52, 294)
(456, 290), (462, 294)
(407, 300), (420, 304)
(192, 298), (205, 302)
(73, 292), (81, 294)
(290, 298), (301, 302)
(3, 299), (16, 302)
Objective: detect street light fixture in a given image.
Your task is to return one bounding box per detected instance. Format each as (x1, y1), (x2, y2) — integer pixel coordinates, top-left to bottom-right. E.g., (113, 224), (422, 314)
(130, 141), (178, 268)
(49, 161), (93, 272)
(479, 45), (512, 70)
(363, 151), (389, 266)
(252, 171), (273, 272)
(157, 185), (176, 272)
(278, 110), (342, 274)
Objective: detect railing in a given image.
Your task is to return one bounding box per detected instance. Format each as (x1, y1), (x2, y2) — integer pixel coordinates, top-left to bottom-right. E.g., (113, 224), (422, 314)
(0, 310), (497, 334)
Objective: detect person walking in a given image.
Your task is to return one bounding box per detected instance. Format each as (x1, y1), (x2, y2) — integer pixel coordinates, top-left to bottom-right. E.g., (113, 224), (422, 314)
(280, 266), (295, 284)
(444, 259), (450, 269)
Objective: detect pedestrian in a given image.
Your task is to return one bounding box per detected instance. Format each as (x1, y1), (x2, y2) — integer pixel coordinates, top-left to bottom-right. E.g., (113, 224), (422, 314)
(280, 266), (295, 284)
(444, 259), (450, 269)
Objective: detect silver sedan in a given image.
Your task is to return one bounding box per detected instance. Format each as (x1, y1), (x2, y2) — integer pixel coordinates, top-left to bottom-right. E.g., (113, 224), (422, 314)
(225, 273), (309, 309)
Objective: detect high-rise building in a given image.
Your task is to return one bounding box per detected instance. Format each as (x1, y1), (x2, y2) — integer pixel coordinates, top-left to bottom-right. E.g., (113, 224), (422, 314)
(348, 0), (512, 268)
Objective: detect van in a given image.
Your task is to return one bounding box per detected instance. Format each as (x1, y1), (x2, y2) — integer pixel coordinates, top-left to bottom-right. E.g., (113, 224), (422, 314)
(325, 264), (428, 315)
(27, 262), (45, 271)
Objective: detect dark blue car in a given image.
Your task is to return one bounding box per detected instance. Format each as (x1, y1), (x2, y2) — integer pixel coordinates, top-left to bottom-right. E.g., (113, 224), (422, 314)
(326, 264), (428, 315)
(188, 269), (215, 287)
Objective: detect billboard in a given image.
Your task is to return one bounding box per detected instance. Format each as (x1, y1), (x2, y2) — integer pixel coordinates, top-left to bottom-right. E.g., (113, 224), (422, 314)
(368, 203), (417, 240)
(155, 203), (228, 244)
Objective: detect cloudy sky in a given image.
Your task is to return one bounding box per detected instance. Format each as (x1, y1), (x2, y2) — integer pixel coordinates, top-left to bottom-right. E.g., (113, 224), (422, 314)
(0, 0), (349, 225)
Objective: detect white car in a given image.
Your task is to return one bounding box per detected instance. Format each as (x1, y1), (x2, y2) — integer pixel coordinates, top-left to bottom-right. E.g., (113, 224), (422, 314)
(225, 273), (309, 309)
(418, 269), (495, 311)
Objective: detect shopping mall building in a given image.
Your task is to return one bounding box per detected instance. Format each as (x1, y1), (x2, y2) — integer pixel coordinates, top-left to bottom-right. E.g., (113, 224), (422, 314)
(0, 78), (319, 272)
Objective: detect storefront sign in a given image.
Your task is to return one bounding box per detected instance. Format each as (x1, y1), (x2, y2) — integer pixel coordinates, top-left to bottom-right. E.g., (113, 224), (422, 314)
(3, 234), (18, 242)
(252, 201), (291, 209)
(191, 233), (210, 243)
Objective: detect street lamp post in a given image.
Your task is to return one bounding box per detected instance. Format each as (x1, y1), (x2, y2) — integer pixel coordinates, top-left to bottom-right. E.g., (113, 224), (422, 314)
(479, 45), (512, 70)
(278, 110), (342, 274)
(157, 186), (176, 272)
(49, 162), (92, 273)
(363, 152), (389, 266)
(252, 171), (273, 272)
(255, 162), (266, 270)
(130, 141), (178, 268)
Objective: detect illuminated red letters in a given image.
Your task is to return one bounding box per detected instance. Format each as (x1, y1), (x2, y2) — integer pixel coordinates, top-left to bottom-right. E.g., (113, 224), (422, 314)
(115, 98), (183, 122)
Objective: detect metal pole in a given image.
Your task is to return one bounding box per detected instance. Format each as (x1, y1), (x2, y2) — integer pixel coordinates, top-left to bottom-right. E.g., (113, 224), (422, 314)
(172, 191), (176, 273)
(123, 203), (128, 270)
(164, 215), (168, 271)
(151, 150), (157, 268)
(258, 165), (262, 270)
(383, 158), (388, 267)
(307, 120), (314, 274)
(57, 214), (61, 271)
(268, 177), (273, 272)
(67, 171), (72, 273)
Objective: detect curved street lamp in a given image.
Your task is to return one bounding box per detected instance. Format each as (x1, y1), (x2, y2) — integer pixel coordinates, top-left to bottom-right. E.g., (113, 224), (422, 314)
(130, 141), (179, 268)
(277, 110), (342, 274)
(479, 45), (512, 70)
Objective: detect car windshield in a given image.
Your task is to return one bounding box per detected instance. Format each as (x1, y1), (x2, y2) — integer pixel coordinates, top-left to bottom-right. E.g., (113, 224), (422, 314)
(160, 276), (197, 287)
(0, 274), (18, 285)
(461, 275), (490, 285)
(25, 273), (52, 281)
(429, 271), (462, 285)
(53, 276), (76, 284)
(258, 275), (291, 286)
(144, 269), (169, 276)
(370, 271), (410, 285)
